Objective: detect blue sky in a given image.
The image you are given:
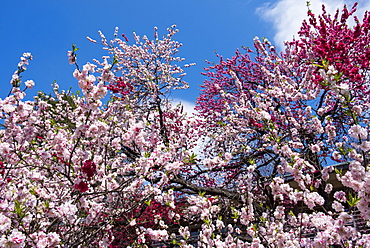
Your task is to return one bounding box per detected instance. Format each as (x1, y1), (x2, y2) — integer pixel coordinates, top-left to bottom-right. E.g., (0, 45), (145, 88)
(1, 0), (369, 109)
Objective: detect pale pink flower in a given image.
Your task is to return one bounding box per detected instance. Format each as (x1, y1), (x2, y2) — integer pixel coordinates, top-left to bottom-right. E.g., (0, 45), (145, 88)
(22, 52), (32, 58)
(334, 191), (347, 203)
(102, 70), (114, 82)
(86, 74), (96, 84)
(8, 229), (26, 246)
(317, 107), (326, 116)
(14, 91), (25, 100)
(310, 144), (321, 153)
(179, 226), (190, 240)
(216, 219), (225, 230)
(93, 82), (108, 99)
(349, 124), (368, 140)
(86, 36), (97, 43)
(129, 219), (136, 226)
(325, 183), (333, 193)
(82, 62), (96, 72)
(146, 229), (168, 242)
(34, 232), (60, 248)
(73, 69), (85, 80)
(360, 141), (370, 151)
(67, 51), (75, 64)
(280, 145), (293, 157)
(224, 152), (232, 161)
(274, 206), (285, 219)
(10, 73), (19, 85)
(57, 201), (78, 221)
(24, 79), (35, 89)
(334, 83), (349, 95)
(332, 201), (344, 212)
(3, 104), (16, 113)
(304, 192), (324, 209)
(111, 137), (121, 150)
(353, 105), (362, 115)
(259, 110), (271, 120)
(88, 124), (99, 134)
(332, 151), (342, 160)
(0, 214), (11, 232)
(247, 164), (256, 173)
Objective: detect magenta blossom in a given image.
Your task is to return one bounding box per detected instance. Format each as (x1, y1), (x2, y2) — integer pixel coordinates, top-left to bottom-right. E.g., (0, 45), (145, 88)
(81, 160), (96, 180)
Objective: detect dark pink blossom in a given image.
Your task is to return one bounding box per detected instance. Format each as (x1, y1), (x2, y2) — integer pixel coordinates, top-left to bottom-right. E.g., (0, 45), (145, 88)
(74, 181), (89, 193)
(81, 160), (96, 180)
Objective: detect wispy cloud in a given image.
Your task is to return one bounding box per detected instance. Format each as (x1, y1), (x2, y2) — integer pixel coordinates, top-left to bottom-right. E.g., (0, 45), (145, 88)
(257, 0), (369, 50)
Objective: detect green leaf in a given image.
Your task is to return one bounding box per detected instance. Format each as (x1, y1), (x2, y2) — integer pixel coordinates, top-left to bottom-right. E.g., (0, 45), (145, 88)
(203, 218), (210, 225)
(72, 44), (79, 53)
(62, 94), (77, 109)
(189, 153), (197, 162)
(252, 224), (257, 231)
(216, 121), (226, 127)
(312, 63), (323, 68)
(231, 208), (239, 219)
(347, 192), (361, 207)
(322, 59), (328, 68)
(334, 72), (343, 81)
(13, 200), (27, 219)
(334, 168), (344, 176)
(112, 56), (119, 65)
(29, 188), (37, 196)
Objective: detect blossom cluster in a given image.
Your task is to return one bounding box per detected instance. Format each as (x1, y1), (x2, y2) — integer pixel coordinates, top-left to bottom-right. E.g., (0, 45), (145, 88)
(1, 3), (370, 248)
(194, 3), (370, 247)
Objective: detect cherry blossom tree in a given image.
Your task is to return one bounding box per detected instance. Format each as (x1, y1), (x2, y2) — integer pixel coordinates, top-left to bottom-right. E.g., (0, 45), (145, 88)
(195, 2), (370, 247)
(1, 2), (370, 248)
(0, 26), (198, 247)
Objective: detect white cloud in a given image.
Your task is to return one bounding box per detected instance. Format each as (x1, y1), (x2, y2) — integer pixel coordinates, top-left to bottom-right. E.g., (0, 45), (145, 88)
(257, 0), (370, 50)
(172, 98), (197, 116)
